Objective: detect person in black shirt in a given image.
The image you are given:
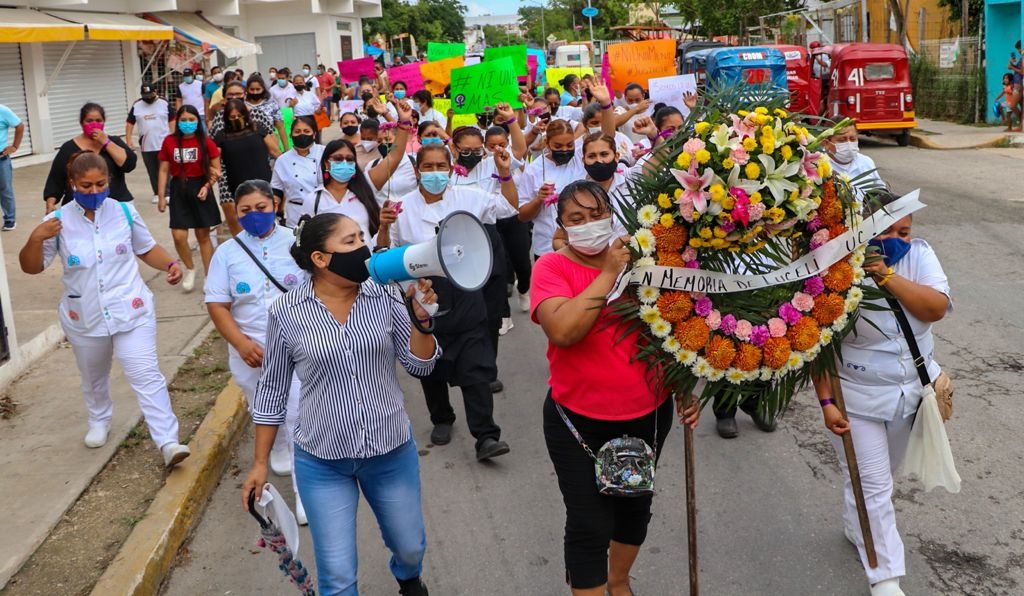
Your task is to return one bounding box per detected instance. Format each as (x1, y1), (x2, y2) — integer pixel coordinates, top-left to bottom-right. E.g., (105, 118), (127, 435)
(212, 99), (278, 235)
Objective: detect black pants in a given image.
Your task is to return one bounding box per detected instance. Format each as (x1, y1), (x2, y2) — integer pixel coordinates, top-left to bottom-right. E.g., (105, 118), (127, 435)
(141, 151), (162, 196)
(712, 388), (768, 420)
(496, 216), (532, 295)
(420, 375), (500, 449)
(543, 394), (672, 589)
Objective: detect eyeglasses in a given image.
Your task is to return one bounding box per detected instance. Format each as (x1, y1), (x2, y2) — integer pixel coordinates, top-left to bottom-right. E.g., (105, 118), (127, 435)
(456, 149), (485, 157)
(328, 156), (357, 163)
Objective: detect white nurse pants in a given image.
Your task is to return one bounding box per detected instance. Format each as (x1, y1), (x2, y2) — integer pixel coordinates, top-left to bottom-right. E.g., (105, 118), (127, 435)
(228, 345), (299, 454)
(65, 318), (180, 449)
(827, 412), (914, 585)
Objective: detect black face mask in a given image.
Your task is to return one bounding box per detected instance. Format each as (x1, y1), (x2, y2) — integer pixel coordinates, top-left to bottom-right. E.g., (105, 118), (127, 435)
(341, 125), (359, 137)
(292, 134), (315, 149)
(227, 118), (247, 132)
(246, 93), (263, 102)
(142, 96), (157, 104)
(326, 245), (371, 283)
(584, 159), (618, 182)
(378, 143), (392, 157)
(457, 153), (483, 170)
(361, 91), (374, 101)
(551, 149), (575, 166)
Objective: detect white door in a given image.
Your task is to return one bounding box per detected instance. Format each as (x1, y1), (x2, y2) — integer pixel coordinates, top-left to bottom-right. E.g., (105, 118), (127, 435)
(255, 33), (317, 76)
(0, 44), (32, 157)
(44, 41), (129, 148)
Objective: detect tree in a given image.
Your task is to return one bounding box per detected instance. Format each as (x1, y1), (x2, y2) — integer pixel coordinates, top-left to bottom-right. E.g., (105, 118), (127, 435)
(364, 0), (466, 48)
(668, 0), (803, 39)
(482, 24), (527, 47)
(936, 0), (984, 36)
(888, 0), (908, 47)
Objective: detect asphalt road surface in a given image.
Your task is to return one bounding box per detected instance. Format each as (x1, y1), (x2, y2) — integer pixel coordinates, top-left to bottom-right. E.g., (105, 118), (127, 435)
(162, 141), (1024, 596)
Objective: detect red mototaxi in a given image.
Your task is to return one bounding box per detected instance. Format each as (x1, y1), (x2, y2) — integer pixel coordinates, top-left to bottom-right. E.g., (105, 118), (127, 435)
(811, 43), (917, 146)
(765, 44), (819, 115)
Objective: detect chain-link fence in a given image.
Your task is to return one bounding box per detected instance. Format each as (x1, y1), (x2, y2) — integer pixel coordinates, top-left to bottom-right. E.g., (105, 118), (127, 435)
(911, 36), (985, 123)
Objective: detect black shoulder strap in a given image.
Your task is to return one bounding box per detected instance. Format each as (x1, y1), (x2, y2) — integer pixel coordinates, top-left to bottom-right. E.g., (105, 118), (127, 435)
(885, 296), (932, 387)
(313, 189), (324, 215)
(233, 237), (289, 293)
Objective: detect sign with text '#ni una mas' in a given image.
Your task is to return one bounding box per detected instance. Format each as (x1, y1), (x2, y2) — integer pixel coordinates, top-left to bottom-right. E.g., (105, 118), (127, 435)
(449, 57), (523, 115)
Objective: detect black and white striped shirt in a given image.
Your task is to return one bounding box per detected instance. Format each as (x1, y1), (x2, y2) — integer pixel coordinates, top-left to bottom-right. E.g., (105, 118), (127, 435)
(252, 278), (440, 460)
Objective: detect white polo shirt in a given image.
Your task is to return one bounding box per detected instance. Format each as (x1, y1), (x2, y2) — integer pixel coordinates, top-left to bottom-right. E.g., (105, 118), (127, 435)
(390, 185), (518, 247)
(518, 141), (587, 257)
(127, 98), (172, 152)
(270, 82), (299, 111)
(204, 224), (308, 345)
(272, 144), (325, 227)
(178, 80), (205, 113)
(449, 155), (524, 195)
(42, 201), (158, 337)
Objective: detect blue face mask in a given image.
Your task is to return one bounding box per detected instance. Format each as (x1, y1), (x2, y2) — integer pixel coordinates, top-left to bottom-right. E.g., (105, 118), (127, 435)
(868, 237), (911, 267)
(73, 187), (109, 211)
(421, 137), (443, 146)
(178, 120), (198, 135)
(394, 90), (406, 99)
(302, 69), (310, 76)
(329, 160), (357, 183)
(420, 171), (449, 195)
(239, 210), (277, 237)
(277, 79), (288, 88)
(183, 76), (194, 84)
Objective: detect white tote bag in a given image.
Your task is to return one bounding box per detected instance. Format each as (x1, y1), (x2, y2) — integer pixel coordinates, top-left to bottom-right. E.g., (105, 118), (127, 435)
(900, 385), (961, 493)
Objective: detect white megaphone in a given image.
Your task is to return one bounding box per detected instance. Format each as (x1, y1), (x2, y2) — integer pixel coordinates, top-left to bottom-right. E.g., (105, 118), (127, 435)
(366, 211), (493, 316)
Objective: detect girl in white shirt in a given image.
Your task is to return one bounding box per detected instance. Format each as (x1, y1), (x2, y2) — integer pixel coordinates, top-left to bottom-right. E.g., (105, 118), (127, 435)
(18, 152), (191, 468)
(410, 90), (448, 129)
(272, 117), (325, 227)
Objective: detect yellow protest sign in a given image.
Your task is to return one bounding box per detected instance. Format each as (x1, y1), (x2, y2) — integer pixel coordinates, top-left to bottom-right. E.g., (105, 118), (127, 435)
(546, 67), (595, 94)
(420, 56), (464, 95)
(607, 39), (677, 92)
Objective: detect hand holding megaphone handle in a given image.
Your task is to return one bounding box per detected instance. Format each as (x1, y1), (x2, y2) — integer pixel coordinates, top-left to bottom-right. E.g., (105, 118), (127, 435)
(397, 280), (439, 317)
(397, 280), (438, 335)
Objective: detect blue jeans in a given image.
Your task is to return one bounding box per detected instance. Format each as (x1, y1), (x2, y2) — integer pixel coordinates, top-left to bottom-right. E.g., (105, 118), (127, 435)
(0, 157), (14, 225)
(294, 438), (426, 596)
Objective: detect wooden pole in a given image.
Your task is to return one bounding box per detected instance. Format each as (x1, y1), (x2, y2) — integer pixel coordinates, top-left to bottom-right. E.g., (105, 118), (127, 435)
(829, 375), (878, 568)
(683, 394), (699, 595)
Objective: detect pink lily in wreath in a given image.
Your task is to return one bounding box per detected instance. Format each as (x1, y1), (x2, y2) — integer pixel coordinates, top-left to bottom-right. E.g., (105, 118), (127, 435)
(671, 165), (714, 222)
(730, 188), (751, 226)
(801, 148), (823, 184)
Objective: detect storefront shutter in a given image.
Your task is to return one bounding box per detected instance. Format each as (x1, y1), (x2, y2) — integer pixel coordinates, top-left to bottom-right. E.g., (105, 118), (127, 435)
(0, 44), (33, 157)
(44, 40), (129, 148)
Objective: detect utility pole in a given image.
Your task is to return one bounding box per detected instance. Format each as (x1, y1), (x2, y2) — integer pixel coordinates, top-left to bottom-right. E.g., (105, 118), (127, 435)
(587, 0), (594, 45)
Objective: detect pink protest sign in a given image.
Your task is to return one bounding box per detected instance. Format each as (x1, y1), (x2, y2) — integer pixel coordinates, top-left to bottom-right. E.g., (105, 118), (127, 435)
(601, 52), (612, 91)
(527, 54), (538, 84)
(387, 62), (425, 94)
(338, 56), (376, 84)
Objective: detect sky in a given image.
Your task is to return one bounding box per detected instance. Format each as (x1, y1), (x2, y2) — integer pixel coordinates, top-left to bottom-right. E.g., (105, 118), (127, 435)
(461, 1), (527, 17)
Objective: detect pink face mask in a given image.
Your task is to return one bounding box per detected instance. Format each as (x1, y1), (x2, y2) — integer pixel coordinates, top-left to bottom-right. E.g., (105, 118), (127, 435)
(82, 121), (104, 136)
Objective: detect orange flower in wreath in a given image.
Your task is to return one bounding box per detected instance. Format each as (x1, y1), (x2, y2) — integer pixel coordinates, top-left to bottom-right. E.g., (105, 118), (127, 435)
(823, 261), (854, 292)
(674, 317), (710, 351)
(705, 335), (738, 370)
(811, 293), (846, 325)
(827, 223), (848, 240)
(656, 291), (694, 324)
(657, 250), (687, 268)
(762, 337), (792, 369)
(732, 343), (763, 371)
(653, 223), (688, 252)
(818, 180), (844, 226)
(787, 316), (821, 351)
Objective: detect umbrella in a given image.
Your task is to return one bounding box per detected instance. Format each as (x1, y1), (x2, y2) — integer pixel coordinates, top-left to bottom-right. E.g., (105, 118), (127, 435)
(248, 485), (316, 595)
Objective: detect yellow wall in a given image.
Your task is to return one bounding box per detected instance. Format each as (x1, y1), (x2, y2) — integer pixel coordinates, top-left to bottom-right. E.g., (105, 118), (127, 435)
(864, 0), (960, 49)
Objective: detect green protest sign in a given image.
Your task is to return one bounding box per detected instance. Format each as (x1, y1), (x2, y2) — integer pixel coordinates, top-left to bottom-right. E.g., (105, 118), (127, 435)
(484, 44), (528, 76)
(449, 57), (523, 115)
(427, 42), (465, 62)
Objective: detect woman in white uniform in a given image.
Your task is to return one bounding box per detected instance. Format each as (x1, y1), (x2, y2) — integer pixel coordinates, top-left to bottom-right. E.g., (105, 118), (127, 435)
(204, 178), (308, 481)
(812, 192), (952, 596)
(272, 116), (325, 227)
(519, 83), (617, 259)
(19, 152), (191, 468)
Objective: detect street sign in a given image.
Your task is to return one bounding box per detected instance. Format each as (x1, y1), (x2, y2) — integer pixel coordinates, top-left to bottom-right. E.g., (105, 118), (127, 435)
(547, 34), (557, 43)
(582, 7), (599, 18)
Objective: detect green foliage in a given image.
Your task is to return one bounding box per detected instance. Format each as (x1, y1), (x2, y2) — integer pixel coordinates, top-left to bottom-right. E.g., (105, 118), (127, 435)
(936, 0), (984, 36)
(364, 0), (466, 45)
(668, 0), (803, 38)
(516, 0), (644, 46)
(909, 55), (985, 123)
(482, 24), (527, 46)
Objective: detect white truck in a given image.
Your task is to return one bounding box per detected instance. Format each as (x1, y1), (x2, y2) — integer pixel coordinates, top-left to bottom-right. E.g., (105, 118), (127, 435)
(553, 43), (593, 68)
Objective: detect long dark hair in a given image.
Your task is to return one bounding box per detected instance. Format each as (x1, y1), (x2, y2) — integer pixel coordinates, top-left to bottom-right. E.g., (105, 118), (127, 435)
(79, 102), (105, 124)
(319, 139), (381, 236)
(290, 213), (345, 272)
(245, 74), (270, 102)
(173, 104), (211, 181)
(222, 99), (254, 135)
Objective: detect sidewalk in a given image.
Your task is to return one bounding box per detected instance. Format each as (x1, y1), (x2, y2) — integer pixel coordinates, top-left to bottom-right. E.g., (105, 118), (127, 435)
(0, 160), (217, 589)
(909, 117), (1023, 149)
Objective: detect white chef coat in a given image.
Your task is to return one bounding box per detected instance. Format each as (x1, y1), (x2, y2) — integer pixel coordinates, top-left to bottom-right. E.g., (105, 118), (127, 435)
(418, 107), (448, 129)
(302, 179), (376, 241)
(272, 144), (325, 227)
(369, 153), (420, 207)
(830, 152), (885, 196)
(838, 239), (952, 421)
(292, 89), (321, 117)
(204, 224), (308, 343)
(390, 185), (518, 247)
(449, 155), (525, 195)
(270, 83), (299, 112)
(42, 200), (157, 338)
(518, 140), (587, 257)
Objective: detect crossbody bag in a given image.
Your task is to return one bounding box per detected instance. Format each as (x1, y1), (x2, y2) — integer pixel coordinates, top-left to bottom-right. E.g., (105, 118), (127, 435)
(234, 237), (289, 293)
(886, 296), (954, 421)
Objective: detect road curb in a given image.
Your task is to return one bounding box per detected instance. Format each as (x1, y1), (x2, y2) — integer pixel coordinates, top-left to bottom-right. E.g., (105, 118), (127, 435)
(89, 381), (249, 596)
(909, 132), (1010, 150)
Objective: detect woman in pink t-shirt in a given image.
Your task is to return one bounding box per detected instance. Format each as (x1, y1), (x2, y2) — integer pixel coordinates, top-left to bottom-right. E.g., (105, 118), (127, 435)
(531, 180), (699, 595)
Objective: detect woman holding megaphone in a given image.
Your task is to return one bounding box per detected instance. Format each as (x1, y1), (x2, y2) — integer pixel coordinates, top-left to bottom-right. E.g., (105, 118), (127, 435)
(243, 212), (439, 596)
(389, 142), (519, 461)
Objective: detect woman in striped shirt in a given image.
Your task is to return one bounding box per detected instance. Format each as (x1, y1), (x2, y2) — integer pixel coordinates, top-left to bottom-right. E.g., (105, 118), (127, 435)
(242, 213), (440, 596)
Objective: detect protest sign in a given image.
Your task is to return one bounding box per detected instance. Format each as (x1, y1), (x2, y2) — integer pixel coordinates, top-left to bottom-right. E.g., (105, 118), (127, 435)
(606, 39), (676, 91)
(420, 56), (464, 95)
(527, 55), (538, 84)
(337, 100), (363, 114)
(484, 44), (528, 76)
(450, 57), (522, 115)
(387, 63), (425, 94)
(432, 99), (477, 128)
(600, 52), (612, 91)
(526, 48), (547, 74)
(546, 67), (594, 94)
(337, 56), (376, 84)
(427, 42), (465, 62)
(465, 55), (481, 66)
(648, 74), (698, 116)
(277, 107), (294, 152)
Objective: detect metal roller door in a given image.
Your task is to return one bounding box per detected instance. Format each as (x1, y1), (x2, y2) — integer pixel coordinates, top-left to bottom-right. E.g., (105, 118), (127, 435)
(0, 44), (32, 157)
(43, 41), (129, 148)
(255, 33), (317, 76)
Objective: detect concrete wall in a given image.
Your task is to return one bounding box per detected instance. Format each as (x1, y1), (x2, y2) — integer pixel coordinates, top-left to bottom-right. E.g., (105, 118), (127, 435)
(985, 0), (1023, 123)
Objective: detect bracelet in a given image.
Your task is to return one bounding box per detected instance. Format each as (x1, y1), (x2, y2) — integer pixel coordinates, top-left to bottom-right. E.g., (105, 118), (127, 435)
(167, 260), (179, 271)
(398, 120), (412, 126)
(101, 140), (111, 150)
(492, 173), (513, 182)
(876, 266), (895, 286)
(819, 398), (835, 408)
(600, 102), (613, 110)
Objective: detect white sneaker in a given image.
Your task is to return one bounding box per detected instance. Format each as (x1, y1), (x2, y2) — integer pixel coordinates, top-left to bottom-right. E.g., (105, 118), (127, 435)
(295, 494), (308, 526)
(517, 291), (530, 313)
(209, 227), (219, 249)
(84, 424), (109, 448)
(269, 446), (292, 476)
(498, 317), (514, 336)
(161, 442), (191, 468)
(870, 578), (905, 596)
(182, 268), (196, 292)
(151, 195), (159, 204)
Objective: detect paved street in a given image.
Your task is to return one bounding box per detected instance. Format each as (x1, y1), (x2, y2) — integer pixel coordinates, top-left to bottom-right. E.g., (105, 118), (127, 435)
(161, 140), (1024, 596)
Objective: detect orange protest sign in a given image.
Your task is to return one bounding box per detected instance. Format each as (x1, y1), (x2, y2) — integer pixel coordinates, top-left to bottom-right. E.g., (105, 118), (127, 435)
(607, 39), (677, 92)
(420, 56), (464, 95)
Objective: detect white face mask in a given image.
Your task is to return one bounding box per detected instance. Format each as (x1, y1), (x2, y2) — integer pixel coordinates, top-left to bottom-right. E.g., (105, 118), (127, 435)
(360, 140), (379, 152)
(832, 140), (859, 164)
(588, 126), (601, 135)
(565, 218), (615, 256)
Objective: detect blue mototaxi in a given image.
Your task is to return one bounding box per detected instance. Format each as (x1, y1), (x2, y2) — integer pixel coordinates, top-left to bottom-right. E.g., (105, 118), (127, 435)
(704, 46), (788, 98)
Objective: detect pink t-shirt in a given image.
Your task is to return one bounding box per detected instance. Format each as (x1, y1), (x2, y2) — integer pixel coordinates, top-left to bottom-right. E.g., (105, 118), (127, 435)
(531, 252), (666, 420)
